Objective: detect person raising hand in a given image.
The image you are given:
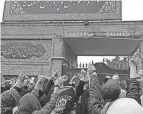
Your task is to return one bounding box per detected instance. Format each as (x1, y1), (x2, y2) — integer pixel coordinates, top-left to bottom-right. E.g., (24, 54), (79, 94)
(1, 73), (27, 114)
(16, 76), (64, 114)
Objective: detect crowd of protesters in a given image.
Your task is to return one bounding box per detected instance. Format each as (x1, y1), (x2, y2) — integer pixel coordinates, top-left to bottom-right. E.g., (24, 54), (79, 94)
(1, 57), (143, 114)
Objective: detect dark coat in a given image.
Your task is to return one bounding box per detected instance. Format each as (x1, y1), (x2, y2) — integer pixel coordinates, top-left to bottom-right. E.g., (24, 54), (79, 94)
(40, 80), (85, 114)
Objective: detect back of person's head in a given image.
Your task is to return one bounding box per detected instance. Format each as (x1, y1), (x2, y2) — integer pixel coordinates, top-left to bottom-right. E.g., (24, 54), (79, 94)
(43, 77), (50, 93)
(106, 98), (143, 114)
(112, 73), (120, 85)
(120, 80), (127, 90)
(35, 76), (49, 93)
(103, 76), (111, 84)
(101, 79), (121, 102)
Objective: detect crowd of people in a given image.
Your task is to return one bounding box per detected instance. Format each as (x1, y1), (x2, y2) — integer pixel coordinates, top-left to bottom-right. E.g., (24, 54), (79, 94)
(1, 57), (143, 114)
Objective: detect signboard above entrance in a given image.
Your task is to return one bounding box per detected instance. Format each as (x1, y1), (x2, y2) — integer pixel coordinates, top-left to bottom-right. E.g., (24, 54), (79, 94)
(3, 1), (122, 21)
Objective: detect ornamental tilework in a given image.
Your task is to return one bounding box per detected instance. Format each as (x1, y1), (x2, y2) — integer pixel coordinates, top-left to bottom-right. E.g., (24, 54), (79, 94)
(9, 1), (118, 15)
(1, 40), (52, 63)
(3, 1), (121, 21)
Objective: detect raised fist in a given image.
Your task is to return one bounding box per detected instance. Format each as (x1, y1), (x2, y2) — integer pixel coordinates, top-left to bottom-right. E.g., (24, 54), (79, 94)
(87, 64), (96, 74)
(34, 77), (46, 90)
(38, 75), (45, 80)
(129, 59), (137, 69)
(130, 52), (140, 67)
(17, 73), (27, 83)
(55, 77), (65, 86)
(138, 70), (143, 78)
(51, 71), (59, 80)
(61, 75), (68, 81)
(69, 75), (77, 84)
(81, 69), (86, 77)
(13, 73), (27, 88)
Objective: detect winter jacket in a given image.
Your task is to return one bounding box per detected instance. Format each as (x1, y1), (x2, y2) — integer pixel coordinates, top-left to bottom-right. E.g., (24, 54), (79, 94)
(40, 80), (84, 108)
(50, 80), (85, 114)
(76, 90), (89, 114)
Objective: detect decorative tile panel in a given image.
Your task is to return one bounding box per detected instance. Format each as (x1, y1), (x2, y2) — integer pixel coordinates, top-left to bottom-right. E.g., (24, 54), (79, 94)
(1, 40), (52, 63)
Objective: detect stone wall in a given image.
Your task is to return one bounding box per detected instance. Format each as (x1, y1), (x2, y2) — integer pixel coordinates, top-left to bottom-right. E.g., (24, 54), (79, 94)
(1, 21), (143, 76)
(1, 21), (143, 37)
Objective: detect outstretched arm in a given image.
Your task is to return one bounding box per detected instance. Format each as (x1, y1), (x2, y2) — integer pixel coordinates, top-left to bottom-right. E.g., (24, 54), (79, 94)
(32, 77), (65, 114)
(88, 65), (103, 114)
(32, 93), (57, 114)
(126, 59), (141, 104)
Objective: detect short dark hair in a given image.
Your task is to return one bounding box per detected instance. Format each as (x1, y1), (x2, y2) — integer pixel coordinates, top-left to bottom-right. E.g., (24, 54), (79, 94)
(101, 79), (121, 101)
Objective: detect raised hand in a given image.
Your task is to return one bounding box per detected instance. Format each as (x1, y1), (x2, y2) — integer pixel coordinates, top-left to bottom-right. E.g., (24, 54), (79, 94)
(14, 73), (27, 88)
(131, 51), (140, 65)
(138, 70), (143, 78)
(51, 71), (59, 81)
(80, 69), (89, 82)
(61, 75), (68, 82)
(81, 69), (86, 77)
(53, 77), (65, 94)
(34, 77), (46, 90)
(129, 59), (137, 78)
(55, 77), (65, 86)
(87, 64), (96, 74)
(69, 75), (77, 84)
(18, 73), (26, 82)
(38, 75), (45, 80)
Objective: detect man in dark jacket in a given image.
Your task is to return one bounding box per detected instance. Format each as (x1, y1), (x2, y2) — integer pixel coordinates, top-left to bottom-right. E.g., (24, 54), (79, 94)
(50, 69), (87, 114)
(40, 75), (77, 107)
(88, 59), (142, 114)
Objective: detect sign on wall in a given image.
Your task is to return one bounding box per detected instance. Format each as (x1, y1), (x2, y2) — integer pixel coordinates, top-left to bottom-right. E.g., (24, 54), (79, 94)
(3, 1), (122, 21)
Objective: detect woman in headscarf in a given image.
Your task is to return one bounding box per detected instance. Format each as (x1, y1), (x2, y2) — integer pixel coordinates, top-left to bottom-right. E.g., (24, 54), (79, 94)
(106, 98), (143, 114)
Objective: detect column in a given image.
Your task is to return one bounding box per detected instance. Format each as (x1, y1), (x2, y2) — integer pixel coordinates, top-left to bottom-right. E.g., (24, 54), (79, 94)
(50, 36), (63, 76)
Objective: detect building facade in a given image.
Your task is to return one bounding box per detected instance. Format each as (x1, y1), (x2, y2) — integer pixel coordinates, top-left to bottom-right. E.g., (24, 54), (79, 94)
(1, 1), (143, 77)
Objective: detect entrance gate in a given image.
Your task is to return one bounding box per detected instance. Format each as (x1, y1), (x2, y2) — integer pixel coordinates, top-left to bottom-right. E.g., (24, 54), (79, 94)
(62, 62), (130, 85)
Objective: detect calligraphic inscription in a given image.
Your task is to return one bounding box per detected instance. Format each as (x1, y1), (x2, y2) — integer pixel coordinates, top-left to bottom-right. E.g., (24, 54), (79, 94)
(3, 1), (121, 21)
(9, 1), (117, 14)
(1, 42), (46, 59)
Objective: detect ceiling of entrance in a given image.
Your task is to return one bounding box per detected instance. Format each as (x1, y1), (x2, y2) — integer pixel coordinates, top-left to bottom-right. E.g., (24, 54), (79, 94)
(64, 38), (141, 56)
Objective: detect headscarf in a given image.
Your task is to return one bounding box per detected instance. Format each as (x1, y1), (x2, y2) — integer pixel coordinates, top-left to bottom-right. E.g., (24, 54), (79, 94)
(106, 98), (143, 114)
(141, 95), (143, 107)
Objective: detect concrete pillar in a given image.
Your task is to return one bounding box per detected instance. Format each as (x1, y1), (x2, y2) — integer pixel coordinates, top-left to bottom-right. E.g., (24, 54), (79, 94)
(49, 36), (63, 76)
